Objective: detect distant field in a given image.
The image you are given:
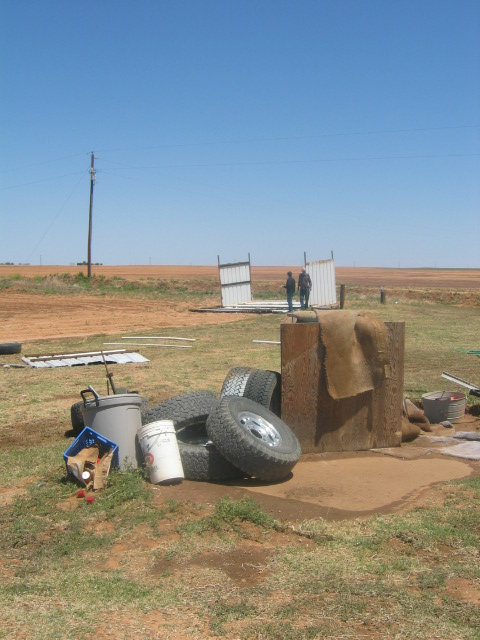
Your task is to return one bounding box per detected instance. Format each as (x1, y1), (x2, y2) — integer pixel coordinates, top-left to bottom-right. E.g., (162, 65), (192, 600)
(0, 264), (479, 288)
(1, 264), (479, 343)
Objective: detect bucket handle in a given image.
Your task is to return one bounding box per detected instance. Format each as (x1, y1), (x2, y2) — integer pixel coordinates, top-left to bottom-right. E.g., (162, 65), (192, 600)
(81, 385), (101, 407)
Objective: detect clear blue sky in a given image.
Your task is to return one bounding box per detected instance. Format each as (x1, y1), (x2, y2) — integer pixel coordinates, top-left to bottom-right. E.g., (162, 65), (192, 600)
(1, 0), (479, 268)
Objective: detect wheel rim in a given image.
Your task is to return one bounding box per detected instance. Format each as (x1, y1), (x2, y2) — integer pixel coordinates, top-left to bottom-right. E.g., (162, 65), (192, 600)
(237, 411), (282, 447)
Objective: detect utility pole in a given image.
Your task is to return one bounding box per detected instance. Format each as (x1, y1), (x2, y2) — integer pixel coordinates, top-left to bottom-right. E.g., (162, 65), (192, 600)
(87, 152), (96, 279)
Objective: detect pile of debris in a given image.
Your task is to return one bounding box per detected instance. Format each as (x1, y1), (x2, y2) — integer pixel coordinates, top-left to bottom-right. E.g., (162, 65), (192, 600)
(65, 367), (302, 491)
(141, 367), (301, 482)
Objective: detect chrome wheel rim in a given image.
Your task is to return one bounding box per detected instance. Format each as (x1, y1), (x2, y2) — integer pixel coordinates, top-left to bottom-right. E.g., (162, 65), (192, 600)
(237, 411), (282, 447)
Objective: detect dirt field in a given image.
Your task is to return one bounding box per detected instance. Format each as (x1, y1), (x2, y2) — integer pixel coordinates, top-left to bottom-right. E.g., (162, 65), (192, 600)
(1, 264), (479, 524)
(1, 263), (479, 287)
(0, 291), (242, 342)
(1, 265), (479, 343)
(153, 436), (478, 523)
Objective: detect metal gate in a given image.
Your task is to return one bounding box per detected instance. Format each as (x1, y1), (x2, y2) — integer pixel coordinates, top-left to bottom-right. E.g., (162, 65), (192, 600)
(218, 254), (252, 307)
(306, 257), (336, 307)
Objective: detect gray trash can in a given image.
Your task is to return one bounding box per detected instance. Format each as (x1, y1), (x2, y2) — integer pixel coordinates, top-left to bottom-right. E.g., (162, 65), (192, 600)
(80, 387), (144, 470)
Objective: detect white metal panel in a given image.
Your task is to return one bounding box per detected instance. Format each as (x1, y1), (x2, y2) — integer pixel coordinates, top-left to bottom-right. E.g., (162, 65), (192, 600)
(219, 261), (252, 306)
(22, 352), (149, 368)
(222, 282), (252, 306)
(306, 258), (337, 307)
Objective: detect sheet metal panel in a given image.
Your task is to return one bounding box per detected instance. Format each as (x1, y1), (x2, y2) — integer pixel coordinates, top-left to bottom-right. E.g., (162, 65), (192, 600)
(195, 299), (302, 313)
(219, 261), (252, 306)
(306, 258), (337, 307)
(22, 352), (149, 368)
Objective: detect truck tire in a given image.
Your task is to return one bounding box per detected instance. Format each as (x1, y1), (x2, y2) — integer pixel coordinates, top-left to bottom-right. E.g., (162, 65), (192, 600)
(141, 390), (218, 433)
(243, 369), (281, 417)
(178, 438), (245, 481)
(70, 401), (85, 435)
(220, 366), (255, 398)
(0, 342), (21, 355)
(206, 396), (301, 482)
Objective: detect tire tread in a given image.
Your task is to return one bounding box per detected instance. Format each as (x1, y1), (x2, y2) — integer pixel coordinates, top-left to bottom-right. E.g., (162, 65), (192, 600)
(206, 396), (301, 482)
(220, 367), (254, 398)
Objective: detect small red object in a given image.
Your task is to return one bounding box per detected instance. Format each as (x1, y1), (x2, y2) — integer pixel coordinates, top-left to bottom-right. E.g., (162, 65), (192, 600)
(86, 495), (95, 504)
(77, 489), (86, 498)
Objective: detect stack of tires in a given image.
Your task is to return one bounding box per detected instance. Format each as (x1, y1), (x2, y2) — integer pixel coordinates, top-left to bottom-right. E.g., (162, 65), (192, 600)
(141, 368), (302, 483)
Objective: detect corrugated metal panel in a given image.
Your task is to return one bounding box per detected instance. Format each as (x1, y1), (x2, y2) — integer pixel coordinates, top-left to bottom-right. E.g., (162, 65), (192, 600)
(307, 258), (337, 307)
(108, 352), (149, 364)
(22, 350), (149, 368)
(218, 259), (252, 307)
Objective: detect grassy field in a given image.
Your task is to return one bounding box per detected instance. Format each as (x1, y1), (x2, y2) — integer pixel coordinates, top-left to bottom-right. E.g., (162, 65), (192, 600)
(0, 276), (479, 639)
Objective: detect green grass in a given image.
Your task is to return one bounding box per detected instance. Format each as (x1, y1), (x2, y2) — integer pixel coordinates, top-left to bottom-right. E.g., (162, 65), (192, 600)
(2, 473), (478, 638)
(0, 272), (219, 299)
(0, 276), (479, 638)
(178, 496), (278, 535)
(1, 291), (477, 444)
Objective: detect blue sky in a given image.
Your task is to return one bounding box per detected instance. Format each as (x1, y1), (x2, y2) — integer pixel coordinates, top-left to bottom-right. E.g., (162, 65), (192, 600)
(1, 0), (479, 268)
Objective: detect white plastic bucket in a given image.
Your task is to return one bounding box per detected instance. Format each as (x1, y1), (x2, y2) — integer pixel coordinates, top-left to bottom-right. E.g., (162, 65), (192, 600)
(137, 420), (184, 484)
(81, 393), (144, 470)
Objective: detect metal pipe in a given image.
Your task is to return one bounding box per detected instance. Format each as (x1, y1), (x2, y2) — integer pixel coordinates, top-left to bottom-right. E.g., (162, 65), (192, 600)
(121, 336), (195, 341)
(103, 342), (192, 349)
(25, 348), (127, 362)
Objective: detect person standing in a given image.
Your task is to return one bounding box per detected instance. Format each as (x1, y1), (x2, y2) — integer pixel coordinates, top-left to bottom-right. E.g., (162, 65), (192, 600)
(283, 271), (296, 312)
(298, 267), (312, 309)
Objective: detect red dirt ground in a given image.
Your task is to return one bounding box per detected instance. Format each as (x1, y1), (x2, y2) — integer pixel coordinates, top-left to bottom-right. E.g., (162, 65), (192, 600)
(1, 265), (479, 522)
(1, 263), (479, 287)
(1, 265), (479, 343)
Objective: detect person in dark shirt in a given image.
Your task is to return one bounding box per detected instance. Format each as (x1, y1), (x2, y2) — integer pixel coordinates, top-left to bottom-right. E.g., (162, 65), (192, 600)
(298, 267), (312, 309)
(283, 271), (296, 311)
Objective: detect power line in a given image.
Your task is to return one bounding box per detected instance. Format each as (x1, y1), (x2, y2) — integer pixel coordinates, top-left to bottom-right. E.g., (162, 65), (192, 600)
(25, 172), (86, 264)
(98, 152), (480, 174)
(0, 171), (86, 191)
(94, 124), (480, 154)
(0, 152), (89, 174)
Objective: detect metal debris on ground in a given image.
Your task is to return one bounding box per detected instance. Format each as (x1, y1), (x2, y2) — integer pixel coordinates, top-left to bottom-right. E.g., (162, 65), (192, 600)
(104, 342), (192, 348)
(22, 349), (149, 368)
(104, 335), (195, 349)
(121, 335), (195, 342)
(194, 300), (303, 314)
(418, 432), (480, 460)
(442, 371), (480, 397)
